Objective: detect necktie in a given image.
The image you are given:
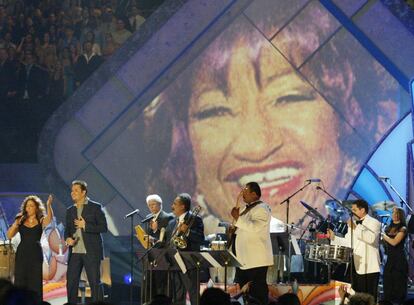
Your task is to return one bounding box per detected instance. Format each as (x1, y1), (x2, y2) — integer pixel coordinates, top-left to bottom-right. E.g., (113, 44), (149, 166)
(356, 219), (363, 225)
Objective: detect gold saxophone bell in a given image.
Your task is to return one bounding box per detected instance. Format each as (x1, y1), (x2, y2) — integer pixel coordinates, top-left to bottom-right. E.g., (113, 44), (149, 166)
(170, 206), (201, 249)
(172, 235), (187, 249)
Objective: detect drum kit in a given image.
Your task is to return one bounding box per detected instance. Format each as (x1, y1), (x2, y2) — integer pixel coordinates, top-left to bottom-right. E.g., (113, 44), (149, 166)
(301, 199), (398, 277)
(299, 200), (352, 278)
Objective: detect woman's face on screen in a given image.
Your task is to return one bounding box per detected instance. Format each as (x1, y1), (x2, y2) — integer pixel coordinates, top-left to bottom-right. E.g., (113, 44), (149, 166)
(187, 38), (342, 223)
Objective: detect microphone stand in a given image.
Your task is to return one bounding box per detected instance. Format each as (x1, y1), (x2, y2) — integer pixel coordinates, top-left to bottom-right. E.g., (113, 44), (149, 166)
(278, 181), (312, 283)
(124, 209), (144, 305)
(138, 238), (168, 303)
(316, 186), (353, 287)
(381, 179), (413, 213)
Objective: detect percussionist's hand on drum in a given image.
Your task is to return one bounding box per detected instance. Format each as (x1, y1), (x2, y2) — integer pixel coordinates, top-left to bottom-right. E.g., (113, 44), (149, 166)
(327, 228), (335, 240)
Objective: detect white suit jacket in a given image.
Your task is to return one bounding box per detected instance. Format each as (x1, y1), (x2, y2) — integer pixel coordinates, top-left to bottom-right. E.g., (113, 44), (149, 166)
(234, 201), (273, 270)
(332, 214), (381, 274)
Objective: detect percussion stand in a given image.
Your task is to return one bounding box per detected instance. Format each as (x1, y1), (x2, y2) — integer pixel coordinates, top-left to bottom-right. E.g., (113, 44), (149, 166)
(316, 186), (354, 285)
(278, 181), (312, 283)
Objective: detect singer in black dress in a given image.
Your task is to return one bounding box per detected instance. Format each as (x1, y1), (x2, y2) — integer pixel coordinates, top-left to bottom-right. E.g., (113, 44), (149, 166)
(382, 207), (408, 304)
(7, 195), (54, 302)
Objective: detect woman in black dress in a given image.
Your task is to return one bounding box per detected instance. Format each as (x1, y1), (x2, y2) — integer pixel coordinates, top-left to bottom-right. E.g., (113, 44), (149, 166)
(7, 194), (53, 301)
(381, 206), (408, 304)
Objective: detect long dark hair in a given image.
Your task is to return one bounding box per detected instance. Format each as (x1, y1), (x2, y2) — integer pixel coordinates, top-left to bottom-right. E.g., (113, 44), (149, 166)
(18, 195), (45, 225)
(385, 207), (406, 235)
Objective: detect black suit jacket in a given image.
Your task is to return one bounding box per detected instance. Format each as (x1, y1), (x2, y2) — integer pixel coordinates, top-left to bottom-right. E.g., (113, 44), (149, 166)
(64, 199), (108, 260)
(165, 212), (204, 251)
(17, 63), (47, 99)
(146, 210), (174, 240)
(75, 54), (104, 84)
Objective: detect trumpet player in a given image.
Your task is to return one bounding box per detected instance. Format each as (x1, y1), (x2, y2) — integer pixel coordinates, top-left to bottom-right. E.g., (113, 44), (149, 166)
(166, 193), (204, 305)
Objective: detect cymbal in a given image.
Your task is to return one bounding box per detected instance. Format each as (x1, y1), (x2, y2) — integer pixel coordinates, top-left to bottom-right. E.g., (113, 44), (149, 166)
(300, 200), (324, 221)
(371, 201), (397, 212)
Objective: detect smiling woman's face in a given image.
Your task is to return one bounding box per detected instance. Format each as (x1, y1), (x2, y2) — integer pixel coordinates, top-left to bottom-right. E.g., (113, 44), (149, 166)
(188, 38), (342, 222)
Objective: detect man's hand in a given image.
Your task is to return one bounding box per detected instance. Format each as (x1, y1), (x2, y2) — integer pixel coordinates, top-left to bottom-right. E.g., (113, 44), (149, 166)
(347, 218), (355, 230)
(178, 223), (188, 233)
(150, 220), (158, 232)
(338, 284), (349, 301)
(241, 281), (252, 294)
(236, 190), (243, 206)
(66, 237), (76, 246)
(74, 216), (86, 230)
(143, 235), (155, 244)
(231, 207), (240, 220)
(327, 229), (335, 241)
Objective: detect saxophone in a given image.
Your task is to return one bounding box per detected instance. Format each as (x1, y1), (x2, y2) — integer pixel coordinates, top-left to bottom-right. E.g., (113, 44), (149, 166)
(171, 206), (202, 249)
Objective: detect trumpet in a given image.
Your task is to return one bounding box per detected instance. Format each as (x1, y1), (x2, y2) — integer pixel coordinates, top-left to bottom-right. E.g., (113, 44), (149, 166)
(171, 206), (201, 249)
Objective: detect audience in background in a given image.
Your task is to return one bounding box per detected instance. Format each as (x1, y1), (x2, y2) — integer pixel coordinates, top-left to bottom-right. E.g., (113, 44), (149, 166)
(276, 293), (301, 305)
(0, 0), (150, 162)
(200, 287), (231, 305)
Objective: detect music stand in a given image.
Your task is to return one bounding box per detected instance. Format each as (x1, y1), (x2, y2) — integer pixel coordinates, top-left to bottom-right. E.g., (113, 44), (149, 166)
(141, 247), (181, 303)
(179, 251), (216, 305)
(270, 232), (289, 255)
(200, 250), (242, 292)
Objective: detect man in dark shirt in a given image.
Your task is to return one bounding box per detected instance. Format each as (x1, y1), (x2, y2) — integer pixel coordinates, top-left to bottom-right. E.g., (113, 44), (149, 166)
(65, 180), (108, 304)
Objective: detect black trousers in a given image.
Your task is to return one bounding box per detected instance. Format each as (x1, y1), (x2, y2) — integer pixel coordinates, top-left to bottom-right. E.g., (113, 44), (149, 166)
(171, 269), (198, 305)
(66, 253), (103, 304)
(235, 266), (269, 305)
(352, 270), (379, 302)
(145, 270), (170, 299)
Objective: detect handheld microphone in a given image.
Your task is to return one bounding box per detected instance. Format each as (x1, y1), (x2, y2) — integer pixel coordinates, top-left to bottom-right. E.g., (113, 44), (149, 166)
(141, 215), (155, 224)
(124, 209), (140, 219)
(378, 176), (390, 181)
(305, 178), (321, 183)
(159, 227), (166, 243)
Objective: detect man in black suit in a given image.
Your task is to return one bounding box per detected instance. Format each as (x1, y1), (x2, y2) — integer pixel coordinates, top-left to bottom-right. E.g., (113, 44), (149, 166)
(166, 193), (204, 305)
(145, 194), (174, 243)
(143, 194), (173, 298)
(17, 51), (47, 102)
(65, 180), (108, 304)
(75, 41), (103, 86)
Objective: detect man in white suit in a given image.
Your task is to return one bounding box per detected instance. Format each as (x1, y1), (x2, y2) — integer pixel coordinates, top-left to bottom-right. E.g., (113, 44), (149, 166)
(328, 199), (381, 301)
(231, 182), (273, 305)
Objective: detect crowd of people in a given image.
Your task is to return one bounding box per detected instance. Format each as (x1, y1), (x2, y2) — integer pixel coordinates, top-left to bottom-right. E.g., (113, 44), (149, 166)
(0, 0), (149, 162)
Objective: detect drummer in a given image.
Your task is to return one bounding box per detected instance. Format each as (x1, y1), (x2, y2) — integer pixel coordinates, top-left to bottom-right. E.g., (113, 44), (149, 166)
(327, 199), (381, 302)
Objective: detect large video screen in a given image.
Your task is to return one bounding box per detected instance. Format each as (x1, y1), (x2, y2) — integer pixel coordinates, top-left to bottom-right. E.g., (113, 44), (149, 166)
(88, 2), (410, 235)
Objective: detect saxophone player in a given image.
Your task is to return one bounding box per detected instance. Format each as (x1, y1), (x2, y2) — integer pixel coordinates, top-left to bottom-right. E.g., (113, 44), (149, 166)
(166, 193), (204, 305)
